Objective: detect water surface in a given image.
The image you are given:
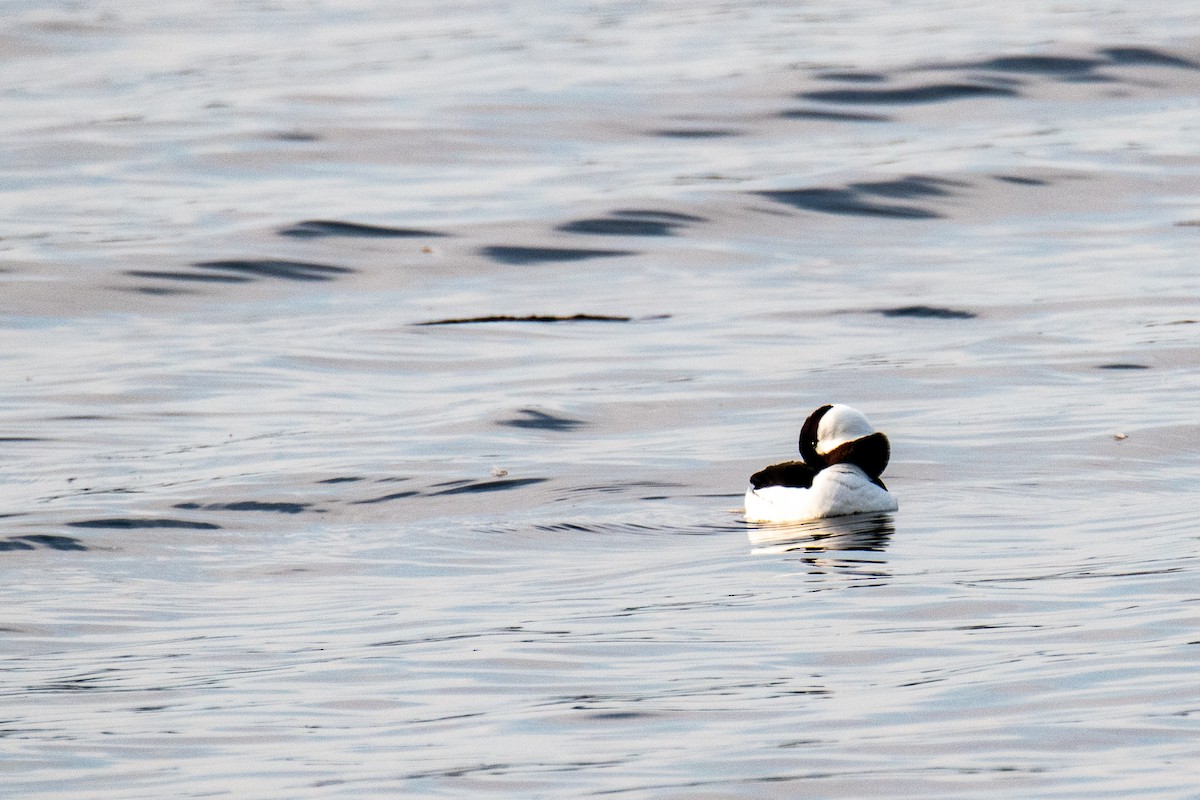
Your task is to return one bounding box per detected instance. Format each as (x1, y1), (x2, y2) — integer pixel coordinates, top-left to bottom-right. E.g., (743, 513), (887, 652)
(2, 2), (1199, 797)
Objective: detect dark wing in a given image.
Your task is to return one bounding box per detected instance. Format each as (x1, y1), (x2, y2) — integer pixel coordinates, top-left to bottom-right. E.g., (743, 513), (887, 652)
(749, 460), (819, 490)
(823, 431), (890, 479)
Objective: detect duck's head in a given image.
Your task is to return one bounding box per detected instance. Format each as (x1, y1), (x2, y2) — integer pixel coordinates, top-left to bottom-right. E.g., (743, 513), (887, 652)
(799, 404), (890, 479)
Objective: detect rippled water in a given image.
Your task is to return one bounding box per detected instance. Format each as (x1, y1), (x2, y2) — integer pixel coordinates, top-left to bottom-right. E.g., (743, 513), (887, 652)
(3, 2), (1200, 797)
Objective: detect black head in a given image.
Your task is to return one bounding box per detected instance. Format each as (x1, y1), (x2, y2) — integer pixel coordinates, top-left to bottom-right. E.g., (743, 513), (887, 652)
(798, 403), (833, 468)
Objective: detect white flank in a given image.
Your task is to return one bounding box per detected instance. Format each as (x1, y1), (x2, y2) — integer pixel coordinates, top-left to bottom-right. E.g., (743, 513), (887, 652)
(744, 463), (898, 523)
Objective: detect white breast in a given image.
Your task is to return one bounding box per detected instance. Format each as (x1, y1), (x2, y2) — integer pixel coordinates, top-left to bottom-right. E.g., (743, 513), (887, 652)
(744, 463), (898, 523)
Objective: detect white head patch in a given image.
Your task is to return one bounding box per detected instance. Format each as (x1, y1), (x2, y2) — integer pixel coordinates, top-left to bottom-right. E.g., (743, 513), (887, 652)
(815, 404), (876, 455)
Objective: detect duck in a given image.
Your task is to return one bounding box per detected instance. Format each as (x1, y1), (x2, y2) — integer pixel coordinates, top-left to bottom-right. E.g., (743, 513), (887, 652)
(744, 404), (898, 523)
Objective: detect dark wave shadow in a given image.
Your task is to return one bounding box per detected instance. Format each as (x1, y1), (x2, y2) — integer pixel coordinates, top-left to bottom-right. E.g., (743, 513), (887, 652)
(67, 517), (221, 530)
(193, 259), (356, 282)
(815, 71), (889, 83)
(479, 246), (637, 265)
(428, 477), (549, 496)
(651, 128), (741, 139)
(615, 209), (705, 222)
(758, 179), (948, 219)
(414, 314), (638, 325)
(993, 174), (1049, 186)
(972, 54), (1103, 75)
(556, 209), (697, 237)
(123, 260), (358, 286)
(759, 188), (938, 218)
(799, 82), (1017, 105)
(852, 176), (960, 198)
(780, 108), (892, 123)
(270, 131), (320, 142)
(348, 490), (421, 505)
(126, 286), (188, 296)
(877, 305), (977, 319)
(278, 220), (449, 239)
(174, 501), (317, 514)
(0, 534), (89, 552)
(758, 175), (959, 218)
(337, 474), (551, 504)
(519, 518), (742, 538)
(498, 408), (586, 431)
(956, 48), (1199, 77)
(1099, 46), (1199, 69)
(124, 270), (254, 284)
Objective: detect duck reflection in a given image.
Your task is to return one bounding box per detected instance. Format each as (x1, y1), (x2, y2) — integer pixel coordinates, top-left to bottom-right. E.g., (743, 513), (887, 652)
(747, 512), (894, 561)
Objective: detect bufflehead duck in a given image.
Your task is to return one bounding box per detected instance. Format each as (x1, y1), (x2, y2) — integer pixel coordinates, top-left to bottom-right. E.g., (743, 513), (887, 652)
(744, 404), (898, 523)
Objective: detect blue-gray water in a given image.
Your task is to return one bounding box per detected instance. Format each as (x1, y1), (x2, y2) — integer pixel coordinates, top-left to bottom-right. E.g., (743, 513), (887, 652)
(2, 2), (1199, 797)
